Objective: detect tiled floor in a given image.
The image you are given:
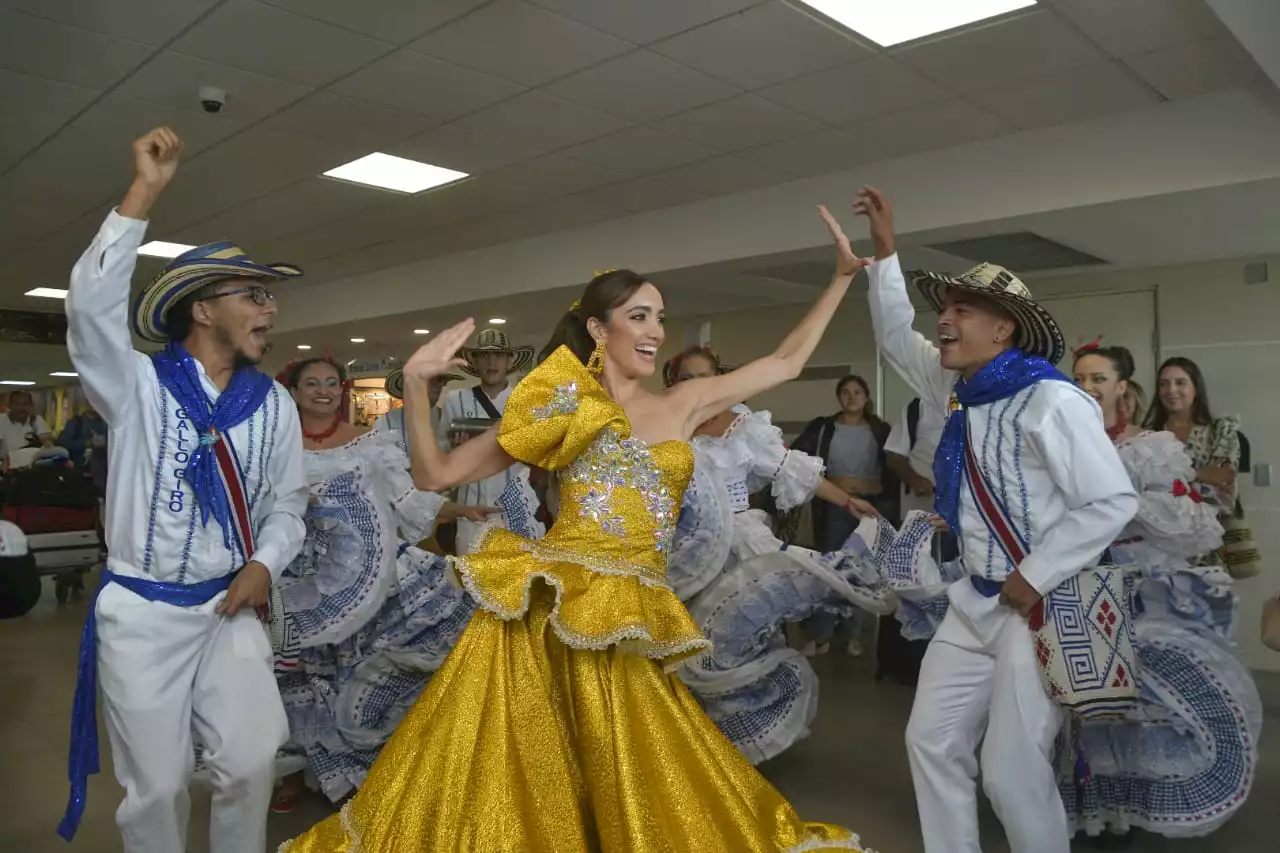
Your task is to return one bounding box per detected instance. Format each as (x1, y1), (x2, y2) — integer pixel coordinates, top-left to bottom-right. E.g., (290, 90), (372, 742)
(2, 577), (1275, 852)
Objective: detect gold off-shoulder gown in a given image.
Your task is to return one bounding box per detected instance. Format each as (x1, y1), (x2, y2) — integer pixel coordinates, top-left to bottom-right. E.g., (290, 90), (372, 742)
(281, 347), (868, 853)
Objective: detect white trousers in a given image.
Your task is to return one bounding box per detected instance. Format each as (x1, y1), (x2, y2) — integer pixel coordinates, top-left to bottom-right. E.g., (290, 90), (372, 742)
(95, 581), (288, 853)
(905, 608), (1068, 853)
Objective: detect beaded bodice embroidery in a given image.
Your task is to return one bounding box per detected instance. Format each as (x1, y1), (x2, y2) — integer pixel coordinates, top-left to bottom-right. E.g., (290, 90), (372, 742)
(495, 348), (693, 583)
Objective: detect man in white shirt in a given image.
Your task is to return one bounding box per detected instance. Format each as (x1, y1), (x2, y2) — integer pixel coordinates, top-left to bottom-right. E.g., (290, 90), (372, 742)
(436, 329), (543, 553)
(0, 390), (54, 458)
(883, 396), (945, 518)
(855, 187), (1137, 853)
(59, 127), (307, 853)
(372, 366), (457, 454)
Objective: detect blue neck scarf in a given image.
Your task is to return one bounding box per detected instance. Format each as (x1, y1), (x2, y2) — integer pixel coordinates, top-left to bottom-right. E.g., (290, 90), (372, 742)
(932, 348), (1071, 534)
(150, 342), (273, 550)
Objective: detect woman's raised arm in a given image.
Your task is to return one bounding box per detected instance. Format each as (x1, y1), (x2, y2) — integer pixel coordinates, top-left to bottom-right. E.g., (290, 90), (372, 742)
(402, 319), (516, 491)
(672, 205), (868, 431)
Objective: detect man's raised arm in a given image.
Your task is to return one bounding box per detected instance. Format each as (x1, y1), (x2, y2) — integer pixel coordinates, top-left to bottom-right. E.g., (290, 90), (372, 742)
(854, 187), (955, 413)
(66, 127), (183, 426)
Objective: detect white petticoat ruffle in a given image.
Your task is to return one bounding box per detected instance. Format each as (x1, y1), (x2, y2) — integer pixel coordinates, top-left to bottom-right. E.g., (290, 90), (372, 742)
(1116, 431), (1223, 559)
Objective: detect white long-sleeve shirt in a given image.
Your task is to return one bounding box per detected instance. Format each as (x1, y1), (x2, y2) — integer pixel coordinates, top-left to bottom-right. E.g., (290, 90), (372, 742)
(436, 384), (518, 510)
(66, 210), (307, 584)
(867, 253), (1137, 633)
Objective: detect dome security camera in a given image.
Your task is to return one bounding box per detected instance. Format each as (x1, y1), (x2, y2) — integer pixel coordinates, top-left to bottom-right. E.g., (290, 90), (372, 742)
(198, 86), (226, 113)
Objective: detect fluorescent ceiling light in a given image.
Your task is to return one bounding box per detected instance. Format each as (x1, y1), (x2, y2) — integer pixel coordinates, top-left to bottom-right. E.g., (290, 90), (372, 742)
(795, 0), (1036, 47)
(1, 380), (35, 386)
(138, 240), (196, 258)
(350, 338), (365, 343)
(487, 317), (507, 325)
(323, 153), (468, 194)
(413, 329), (430, 335)
(49, 371), (79, 377)
(26, 287), (68, 299)
(297, 344), (312, 350)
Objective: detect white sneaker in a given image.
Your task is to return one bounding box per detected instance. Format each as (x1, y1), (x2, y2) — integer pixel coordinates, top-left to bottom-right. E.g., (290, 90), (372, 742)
(845, 638), (864, 657)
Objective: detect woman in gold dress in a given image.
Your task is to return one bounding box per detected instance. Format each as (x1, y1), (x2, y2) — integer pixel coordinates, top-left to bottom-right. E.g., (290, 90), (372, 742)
(281, 206), (875, 853)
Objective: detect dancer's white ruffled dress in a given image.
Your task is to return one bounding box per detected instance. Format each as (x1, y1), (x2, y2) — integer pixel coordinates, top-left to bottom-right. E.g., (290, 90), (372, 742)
(269, 431), (473, 801)
(867, 431), (1261, 838)
(668, 407), (894, 763)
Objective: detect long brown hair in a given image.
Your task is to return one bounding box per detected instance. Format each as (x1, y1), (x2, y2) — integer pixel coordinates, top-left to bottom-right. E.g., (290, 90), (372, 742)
(835, 374), (887, 433)
(1144, 356), (1214, 430)
(540, 269), (654, 365)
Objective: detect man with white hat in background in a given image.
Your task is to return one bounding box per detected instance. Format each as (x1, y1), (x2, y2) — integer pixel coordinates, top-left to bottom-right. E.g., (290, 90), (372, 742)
(59, 127), (307, 853)
(853, 186), (1137, 853)
(374, 366), (460, 454)
(435, 328), (544, 553)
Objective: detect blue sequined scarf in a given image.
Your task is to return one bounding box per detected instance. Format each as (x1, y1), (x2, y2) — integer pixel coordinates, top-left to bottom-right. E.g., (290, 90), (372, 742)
(932, 348), (1071, 534)
(151, 342), (273, 550)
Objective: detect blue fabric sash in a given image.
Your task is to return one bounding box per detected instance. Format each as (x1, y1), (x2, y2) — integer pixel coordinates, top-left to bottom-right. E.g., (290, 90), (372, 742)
(932, 348), (1071, 534)
(151, 342), (272, 551)
(58, 570), (236, 841)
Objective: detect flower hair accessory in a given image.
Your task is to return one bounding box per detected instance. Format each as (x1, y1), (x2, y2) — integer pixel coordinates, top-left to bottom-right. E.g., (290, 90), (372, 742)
(1072, 334), (1104, 360)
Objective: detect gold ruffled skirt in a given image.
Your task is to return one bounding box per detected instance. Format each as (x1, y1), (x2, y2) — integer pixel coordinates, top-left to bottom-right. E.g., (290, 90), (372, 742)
(281, 539), (865, 852)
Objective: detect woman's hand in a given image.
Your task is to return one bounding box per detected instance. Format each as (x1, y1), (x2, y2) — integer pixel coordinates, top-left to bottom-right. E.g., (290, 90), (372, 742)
(843, 496), (879, 518)
(405, 318), (474, 383)
(1196, 465), (1237, 490)
(441, 502), (502, 523)
(926, 514), (949, 532)
(818, 204), (871, 277)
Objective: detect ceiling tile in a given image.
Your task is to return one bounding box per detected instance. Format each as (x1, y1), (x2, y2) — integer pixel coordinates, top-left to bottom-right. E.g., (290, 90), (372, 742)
(558, 126), (718, 175)
(759, 57), (949, 125)
(527, 0), (760, 45)
(149, 126), (356, 230)
(649, 154), (793, 196)
(117, 51), (311, 125)
(454, 90), (629, 155)
(0, 70), (100, 169)
(652, 93), (821, 151)
(396, 175), (550, 228)
(410, 0), (633, 87)
(970, 61), (1161, 129)
(331, 49), (524, 122)
(486, 154), (627, 200)
(594, 175), (714, 212)
(387, 124), (546, 174)
(260, 0), (490, 43)
(855, 99), (1016, 159)
(262, 92), (435, 148)
(170, 0), (391, 87)
(170, 177), (398, 245)
(895, 9), (1107, 94)
(546, 49), (740, 123)
(1047, 0), (1225, 58)
(741, 127), (882, 178)
(0, 9), (153, 89)
(1124, 37), (1270, 100)
(652, 1), (873, 90)
(3, 0), (219, 47)
(1, 94), (250, 210)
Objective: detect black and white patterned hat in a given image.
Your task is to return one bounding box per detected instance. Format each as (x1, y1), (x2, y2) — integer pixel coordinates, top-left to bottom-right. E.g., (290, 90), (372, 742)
(910, 262), (1065, 365)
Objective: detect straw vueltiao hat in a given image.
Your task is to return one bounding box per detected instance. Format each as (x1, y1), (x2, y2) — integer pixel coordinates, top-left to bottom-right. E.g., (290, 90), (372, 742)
(909, 262), (1065, 364)
(383, 367), (463, 400)
(132, 241), (303, 343)
(461, 328), (535, 377)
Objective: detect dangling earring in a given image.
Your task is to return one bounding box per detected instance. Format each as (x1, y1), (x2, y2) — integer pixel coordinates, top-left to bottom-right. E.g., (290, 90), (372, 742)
(586, 339), (606, 375)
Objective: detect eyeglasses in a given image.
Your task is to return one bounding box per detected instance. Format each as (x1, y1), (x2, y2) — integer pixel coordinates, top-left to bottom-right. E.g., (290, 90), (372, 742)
(202, 285), (276, 306)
